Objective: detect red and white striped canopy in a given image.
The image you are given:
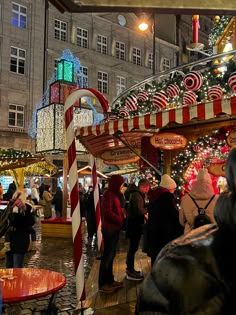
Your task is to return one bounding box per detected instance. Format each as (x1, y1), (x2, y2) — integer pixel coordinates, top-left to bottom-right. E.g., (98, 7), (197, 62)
(76, 97), (236, 157)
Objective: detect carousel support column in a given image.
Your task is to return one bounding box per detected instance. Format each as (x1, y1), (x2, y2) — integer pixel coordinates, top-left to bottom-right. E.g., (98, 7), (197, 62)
(164, 150), (172, 175)
(62, 152), (68, 218)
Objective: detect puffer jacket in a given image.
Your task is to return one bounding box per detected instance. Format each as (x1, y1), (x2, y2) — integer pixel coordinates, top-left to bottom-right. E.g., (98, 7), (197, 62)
(179, 179), (219, 234)
(101, 175), (125, 231)
(136, 224), (236, 315)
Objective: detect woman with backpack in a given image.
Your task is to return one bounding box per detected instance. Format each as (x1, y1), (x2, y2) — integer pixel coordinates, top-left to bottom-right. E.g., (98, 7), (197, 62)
(179, 168), (218, 234)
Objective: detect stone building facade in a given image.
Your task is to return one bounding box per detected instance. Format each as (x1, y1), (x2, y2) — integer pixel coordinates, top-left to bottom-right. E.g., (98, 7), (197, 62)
(0, 1), (211, 161)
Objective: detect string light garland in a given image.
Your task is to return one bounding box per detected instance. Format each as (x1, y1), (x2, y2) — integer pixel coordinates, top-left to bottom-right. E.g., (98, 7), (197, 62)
(171, 126), (233, 205)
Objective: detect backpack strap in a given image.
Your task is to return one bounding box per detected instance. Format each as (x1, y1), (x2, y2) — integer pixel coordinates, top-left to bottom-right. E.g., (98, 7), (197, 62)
(204, 195), (215, 210)
(188, 194), (201, 210)
(189, 194), (215, 214)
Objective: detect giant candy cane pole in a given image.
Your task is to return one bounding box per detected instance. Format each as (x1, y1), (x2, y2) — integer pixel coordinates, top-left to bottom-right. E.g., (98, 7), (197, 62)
(92, 158), (103, 252)
(64, 88), (109, 303)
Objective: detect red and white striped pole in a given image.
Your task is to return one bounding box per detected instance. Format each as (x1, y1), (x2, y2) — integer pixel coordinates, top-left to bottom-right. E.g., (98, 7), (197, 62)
(92, 158), (103, 253)
(64, 88), (109, 304)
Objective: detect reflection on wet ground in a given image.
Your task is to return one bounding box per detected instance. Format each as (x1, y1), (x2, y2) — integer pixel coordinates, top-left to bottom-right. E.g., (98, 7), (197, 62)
(0, 218), (99, 314)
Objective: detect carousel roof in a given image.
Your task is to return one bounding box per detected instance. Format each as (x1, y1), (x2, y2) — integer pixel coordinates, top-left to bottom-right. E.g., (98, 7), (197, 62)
(76, 97), (236, 158)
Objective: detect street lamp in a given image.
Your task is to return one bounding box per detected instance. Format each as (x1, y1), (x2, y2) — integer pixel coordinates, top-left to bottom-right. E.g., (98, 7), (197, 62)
(138, 13), (156, 75)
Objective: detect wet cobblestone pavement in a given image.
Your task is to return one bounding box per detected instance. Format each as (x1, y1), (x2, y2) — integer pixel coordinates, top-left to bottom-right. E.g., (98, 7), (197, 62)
(0, 218), (99, 315)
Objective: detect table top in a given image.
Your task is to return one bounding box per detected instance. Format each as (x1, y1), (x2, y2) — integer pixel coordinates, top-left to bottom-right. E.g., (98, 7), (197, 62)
(0, 268), (66, 303)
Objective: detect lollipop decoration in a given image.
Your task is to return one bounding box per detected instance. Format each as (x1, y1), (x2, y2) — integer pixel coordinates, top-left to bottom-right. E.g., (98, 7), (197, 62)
(125, 95), (138, 111)
(208, 85), (223, 101)
(228, 71), (236, 93)
(166, 84), (180, 98)
(136, 90), (149, 102)
(152, 91), (168, 109)
(183, 71), (203, 91)
(183, 91), (197, 105)
(119, 107), (129, 116)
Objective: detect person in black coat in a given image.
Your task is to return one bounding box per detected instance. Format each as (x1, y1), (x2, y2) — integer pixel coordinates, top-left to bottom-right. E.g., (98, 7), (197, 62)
(135, 148), (236, 315)
(146, 174), (183, 266)
(53, 186), (63, 217)
(5, 197), (35, 268)
(85, 186), (97, 245)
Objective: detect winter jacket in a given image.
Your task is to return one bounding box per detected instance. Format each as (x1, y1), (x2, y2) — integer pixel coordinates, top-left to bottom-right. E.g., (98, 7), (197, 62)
(179, 179), (219, 234)
(126, 187), (147, 238)
(101, 175), (125, 231)
(136, 224), (236, 315)
(8, 203), (35, 254)
(146, 187), (183, 260)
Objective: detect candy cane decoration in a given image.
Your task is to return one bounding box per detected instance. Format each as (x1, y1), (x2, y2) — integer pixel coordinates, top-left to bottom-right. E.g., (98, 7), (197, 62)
(92, 158), (103, 253)
(64, 88), (109, 304)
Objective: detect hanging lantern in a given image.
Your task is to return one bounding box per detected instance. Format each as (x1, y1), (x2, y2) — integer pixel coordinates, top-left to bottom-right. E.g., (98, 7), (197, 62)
(57, 59), (74, 83)
(183, 71), (203, 91)
(166, 84), (180, 97)
(208, 85), (223, 101)
(152, 91), (168, 109)
(183, 91), (196, 105)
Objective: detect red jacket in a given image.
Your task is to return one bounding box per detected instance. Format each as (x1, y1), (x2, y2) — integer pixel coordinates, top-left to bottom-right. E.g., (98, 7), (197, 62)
(101, 175), (124, 231)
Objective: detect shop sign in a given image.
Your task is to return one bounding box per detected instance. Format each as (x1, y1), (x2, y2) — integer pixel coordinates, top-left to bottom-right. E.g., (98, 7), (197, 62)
(150, 133), (187, 150)
(227, 130), (236, 147)
(101, 147), (140, 165)
(208, 162), (225, 177)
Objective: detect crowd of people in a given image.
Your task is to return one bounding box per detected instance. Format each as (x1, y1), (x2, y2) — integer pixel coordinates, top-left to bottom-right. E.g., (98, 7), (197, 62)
(1, 147), (236, 314)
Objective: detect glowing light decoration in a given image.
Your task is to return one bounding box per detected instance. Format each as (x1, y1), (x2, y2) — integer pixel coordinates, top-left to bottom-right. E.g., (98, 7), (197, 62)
(30, 49), (104, 139)
(36, 104), (92, 153)
(57, 59), (74, 83)
(49, 82), (77, 104)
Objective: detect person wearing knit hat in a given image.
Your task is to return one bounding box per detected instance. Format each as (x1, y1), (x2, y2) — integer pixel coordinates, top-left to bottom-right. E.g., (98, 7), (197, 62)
(160, 174), (177, 191)
(146, 174), (183, 266)
(179, 168), (218, 234)
(196, 168), (212, 183)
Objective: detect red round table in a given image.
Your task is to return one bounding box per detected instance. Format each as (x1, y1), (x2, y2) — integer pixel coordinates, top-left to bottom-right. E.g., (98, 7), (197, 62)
(0, 268), (66, 312)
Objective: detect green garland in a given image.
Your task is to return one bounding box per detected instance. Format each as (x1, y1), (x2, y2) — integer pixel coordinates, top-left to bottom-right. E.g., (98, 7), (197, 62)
(0, 148), (33, 158)
(208, 16), (232, 47)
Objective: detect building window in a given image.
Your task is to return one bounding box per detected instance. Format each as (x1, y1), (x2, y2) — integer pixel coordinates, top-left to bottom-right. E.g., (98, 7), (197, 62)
(148, 53), (153, 69)
(115, 41), (125, 60)
(161, 57), (171, 71)
(77, 27), (88, 48)
(10, 46), (26, 74)
(132, 47), (141, 66)
(80, 66), (88, 87)
(98, 71), (108, 94)
(54, 19), (67, 41)
(54, 59), (59, 72)
(97, 35), (107, 54)
(11, 2), (27, 28)
(116, 76), (126, 96)
(8, 104), (24, 128)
